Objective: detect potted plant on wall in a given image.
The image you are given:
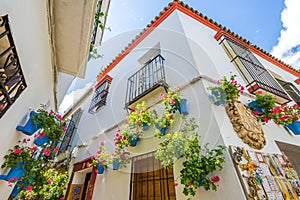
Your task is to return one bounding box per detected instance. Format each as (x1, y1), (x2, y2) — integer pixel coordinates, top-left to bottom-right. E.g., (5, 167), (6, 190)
(270, 104), (300, 134)
(32, 109), (67, 146)
(154, 131), (187, 167)
(127, 101), (157, 130)
(217, 73), (245, 101)
(0, 139), (35, 181)
(249, 91), (276, 123)
(208, 86), (227, 106)
(155, 113), (174, 137)
(92, 141), (112, 174)
(161, 87), (186, 114)
(111, 149), (130, 170)
(179, 135), (226, 198)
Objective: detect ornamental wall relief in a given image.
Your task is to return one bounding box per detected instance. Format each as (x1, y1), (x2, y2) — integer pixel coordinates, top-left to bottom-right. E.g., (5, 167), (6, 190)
(225, 100), (266, 149)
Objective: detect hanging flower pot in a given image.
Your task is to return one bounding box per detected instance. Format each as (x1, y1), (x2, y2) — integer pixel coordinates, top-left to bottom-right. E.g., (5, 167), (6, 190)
(142, 122), (149, 130)
(248, 100), (264, 115)
(286, 121), (300, 135)
(0, 162), (26, 181)
(34, 134), (50, 146)
(209, 90), (227, 106)
(155, 124), (167, 135)
(16, 111), (41, 135)
(178, 99), (188, 115)
(129, 134), (139, 146)
(97, 164), (105, 174)
(112, 160), (120, 170)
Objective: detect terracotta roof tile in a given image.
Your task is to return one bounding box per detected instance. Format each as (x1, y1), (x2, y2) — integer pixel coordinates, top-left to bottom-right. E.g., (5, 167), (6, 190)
(97, 0), (299, 79)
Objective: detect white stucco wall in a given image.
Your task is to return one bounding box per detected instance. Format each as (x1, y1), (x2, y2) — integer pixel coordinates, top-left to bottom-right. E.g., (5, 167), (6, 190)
(0, 1), (53, 198)
(69, 7), (300, 200)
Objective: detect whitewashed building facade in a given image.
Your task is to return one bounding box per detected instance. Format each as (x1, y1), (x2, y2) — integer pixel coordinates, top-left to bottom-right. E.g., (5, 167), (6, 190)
(0, 0), (110, 199)
(64, 1), (300, 200)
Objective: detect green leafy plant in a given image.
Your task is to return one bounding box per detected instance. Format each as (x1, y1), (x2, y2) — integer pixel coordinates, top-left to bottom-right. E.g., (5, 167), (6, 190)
(251, 91), (276, 123)
(270, 104), (300, 125)
(19, 168), (68, 200)
(89, 44), (103, 60)
(160, 87), (182, 114)
(155, 131), (188, 167)
(1, 139), (34, 169)
(127, 101), (157, 127)
(179, 135), (226, 198)
(217, 73), (245, 101)
(155, 118), (199, 166)
(33, 109), (67, 143)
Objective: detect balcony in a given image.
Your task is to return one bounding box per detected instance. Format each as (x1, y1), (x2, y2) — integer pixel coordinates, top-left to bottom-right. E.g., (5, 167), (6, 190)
(0, 15), (27, 118)
(220, 36), (290, 104)
(125, 54), (168, 109)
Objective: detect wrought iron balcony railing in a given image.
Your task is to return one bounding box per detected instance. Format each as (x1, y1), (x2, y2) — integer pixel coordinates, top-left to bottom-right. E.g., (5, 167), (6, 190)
(0, 15), (27, 118)
(220, 36), (290, 104)
(125, 54), (167, 107)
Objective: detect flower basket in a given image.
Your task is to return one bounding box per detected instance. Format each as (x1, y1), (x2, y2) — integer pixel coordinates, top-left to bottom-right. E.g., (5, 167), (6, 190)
(129, 134), (139, 146)
(248, 100), (264, 115)
(0, 162), (26, 181)
(16, 111), (41, 135)
(97, 164), (105, 174)
(286, 121), (300, 135)
(34, 135), (50, 146)
(112, 160), (120, 170)
(178, 99), (188, 115)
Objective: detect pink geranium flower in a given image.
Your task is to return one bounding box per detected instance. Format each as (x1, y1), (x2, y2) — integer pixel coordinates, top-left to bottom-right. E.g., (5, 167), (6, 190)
(14, 148), (22, 155)
(210, 176), (221, 183)
(25, 186), (33, 191)
(44, 148), (51, 156)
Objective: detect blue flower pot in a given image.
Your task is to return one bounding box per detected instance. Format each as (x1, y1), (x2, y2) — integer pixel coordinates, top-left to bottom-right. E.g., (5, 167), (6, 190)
(0, 162), (26, 181)
(142, 122), (149, 130)
(34, 135), (50, 146)
(16, 111), (41, 135)
(155, 124), (167, 135)
(129, 134), (139, 146)
(286, 121), (300, 135)
(178, 99), (188, 115)
(209, 92), (226, 106)
(97, 164), (105, 174)
(113, 160), (120, 170)
(11, 181), (23, 197)
(248, 100), (264, 114)
(199, 177), (204, 186)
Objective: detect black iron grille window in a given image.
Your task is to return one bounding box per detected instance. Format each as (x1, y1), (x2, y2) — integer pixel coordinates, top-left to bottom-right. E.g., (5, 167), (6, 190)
(58, 109), (82, 154)
(126, 54), (167, 107)
(219, 36), (290, 104)
(89, 78), (111, 113)
(130, 152), (176, 200)
(0, 15), (27, 118)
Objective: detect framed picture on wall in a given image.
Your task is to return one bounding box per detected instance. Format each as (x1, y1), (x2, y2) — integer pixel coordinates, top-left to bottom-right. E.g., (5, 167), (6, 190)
(68, 184), (84, 200)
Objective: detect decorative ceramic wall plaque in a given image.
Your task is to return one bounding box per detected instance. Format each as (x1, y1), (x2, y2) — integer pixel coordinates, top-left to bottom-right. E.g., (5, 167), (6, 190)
(225, 100), (266, 149)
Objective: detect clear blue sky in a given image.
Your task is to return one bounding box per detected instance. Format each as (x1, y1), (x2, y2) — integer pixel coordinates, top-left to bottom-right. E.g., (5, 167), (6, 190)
(103, 0), (284, 53)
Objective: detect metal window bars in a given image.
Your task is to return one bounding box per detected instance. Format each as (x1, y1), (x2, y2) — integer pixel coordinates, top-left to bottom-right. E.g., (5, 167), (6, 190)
(88, 79), (110, 113)
(220, 36), (290, 103)
(0, 15), (27, 118)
